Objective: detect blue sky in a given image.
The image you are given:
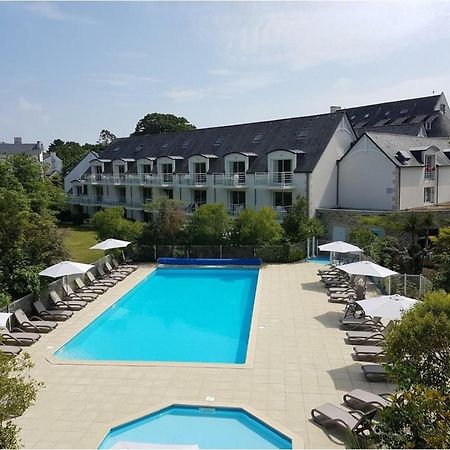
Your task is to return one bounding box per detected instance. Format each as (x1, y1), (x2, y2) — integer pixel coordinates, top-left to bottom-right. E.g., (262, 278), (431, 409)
(1, 1), (450, 147)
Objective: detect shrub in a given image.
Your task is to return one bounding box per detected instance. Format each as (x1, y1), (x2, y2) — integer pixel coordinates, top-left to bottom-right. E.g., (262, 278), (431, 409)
(383, 290), (450, 389)
(187, 204), (231, 244)
(91, 207), (143, 242)
(0, 352), (42, 449)
(373, 386), (450, 449)
(231, 207), (282, 246)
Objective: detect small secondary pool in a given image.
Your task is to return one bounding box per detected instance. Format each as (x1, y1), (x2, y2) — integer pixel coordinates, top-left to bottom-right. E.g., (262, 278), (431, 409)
(55, 267), (259, 363)
(98, 405), (292, 449)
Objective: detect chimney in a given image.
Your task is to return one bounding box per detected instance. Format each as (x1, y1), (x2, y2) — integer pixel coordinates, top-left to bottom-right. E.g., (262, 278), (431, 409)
(330, 106), (342, 113)
(14, 137), (22, 144)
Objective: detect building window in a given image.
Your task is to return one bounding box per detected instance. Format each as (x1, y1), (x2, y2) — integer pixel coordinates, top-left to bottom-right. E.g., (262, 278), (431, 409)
(161, 188), (173, 199)
(424, 187), (435, 203)
(142, 187), (152, 204)
(274, 191), (292, 208)
(95, 186), (103, 202)
(230, 190), (246, 206)
(424, 154), (436, 180)
(440, 103), (446, 114)
(141, 163), (152, 174)
(193, 189), (207, 206)
(117, 187), (126, 204)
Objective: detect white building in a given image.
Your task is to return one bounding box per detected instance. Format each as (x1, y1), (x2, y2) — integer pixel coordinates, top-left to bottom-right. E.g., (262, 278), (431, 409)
(0, 137), (63, 175)
(67, 93), (450, 222)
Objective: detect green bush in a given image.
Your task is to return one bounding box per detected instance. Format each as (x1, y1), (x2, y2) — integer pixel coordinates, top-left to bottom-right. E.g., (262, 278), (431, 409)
(91, 207), (143, 242)
(373, 386), (450, 449)
(383, 290), (450, 389)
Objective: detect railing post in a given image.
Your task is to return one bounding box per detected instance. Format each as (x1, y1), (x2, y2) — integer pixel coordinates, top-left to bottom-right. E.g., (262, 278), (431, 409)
(306, 238), (310, 259)
(419, 275), (423, 297)
(153, 245), (157, 262)
(220, 245), (223, 259)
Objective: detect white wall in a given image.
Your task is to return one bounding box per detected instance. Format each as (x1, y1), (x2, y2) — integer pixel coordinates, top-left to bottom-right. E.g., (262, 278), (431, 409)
(64, 152), (98, 193)
(437, 166), (450, 203)
(338, 135), (397, 211)
(309, 116), (356, 216)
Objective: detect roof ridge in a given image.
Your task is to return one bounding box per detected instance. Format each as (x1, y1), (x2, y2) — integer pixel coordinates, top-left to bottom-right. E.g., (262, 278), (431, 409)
(343, 93), (441, 111)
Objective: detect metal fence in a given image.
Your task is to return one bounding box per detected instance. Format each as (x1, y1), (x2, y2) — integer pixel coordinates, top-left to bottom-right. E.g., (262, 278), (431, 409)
(307, 237), (434, 298)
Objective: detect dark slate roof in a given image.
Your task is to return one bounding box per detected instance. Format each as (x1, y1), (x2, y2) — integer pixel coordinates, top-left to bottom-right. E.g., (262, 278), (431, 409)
(342, 94), (441, 135)
(355, 123), (425, 138)
(99, 113), (346, 174)
(365, 132), (450, 167)
(0, 142), (42, 156)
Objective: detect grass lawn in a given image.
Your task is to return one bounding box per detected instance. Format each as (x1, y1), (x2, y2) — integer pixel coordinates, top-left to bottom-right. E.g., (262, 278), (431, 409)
(60, 224), (102, 263)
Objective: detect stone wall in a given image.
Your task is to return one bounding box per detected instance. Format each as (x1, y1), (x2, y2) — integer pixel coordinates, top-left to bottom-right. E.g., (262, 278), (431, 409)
(317, 207), (450, 241)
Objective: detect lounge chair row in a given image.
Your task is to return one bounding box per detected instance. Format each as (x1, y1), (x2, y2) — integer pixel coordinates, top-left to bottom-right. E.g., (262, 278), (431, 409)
(311, 388), (392, 436)
(318, 266), (366, 304)
(0, 258), (138, 357)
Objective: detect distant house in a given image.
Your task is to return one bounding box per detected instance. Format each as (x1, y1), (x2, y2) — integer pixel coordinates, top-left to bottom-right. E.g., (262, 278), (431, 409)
(0, 136), (63, 175)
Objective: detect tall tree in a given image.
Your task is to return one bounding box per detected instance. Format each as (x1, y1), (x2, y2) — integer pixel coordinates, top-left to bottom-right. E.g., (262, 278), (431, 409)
(132, 113), (196, 136)
(187, 204), (231, 244)
(97, 129), (117, 146)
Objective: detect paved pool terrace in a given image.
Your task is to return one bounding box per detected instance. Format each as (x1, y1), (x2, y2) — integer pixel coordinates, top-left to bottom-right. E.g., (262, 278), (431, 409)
(16, 262), (393, 448)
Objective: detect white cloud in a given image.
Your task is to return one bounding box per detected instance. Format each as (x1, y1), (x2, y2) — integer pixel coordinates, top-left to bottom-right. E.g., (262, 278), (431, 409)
(88, 73), (159, 88)
(165, 88), (207, 102)
(17, 96), (44, 113)
(24, 2), (100, 25)
(208, 2), (450, 71)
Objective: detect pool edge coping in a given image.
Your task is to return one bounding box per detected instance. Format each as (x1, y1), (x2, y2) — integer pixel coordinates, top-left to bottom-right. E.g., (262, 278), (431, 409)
(45, 264), (262, 370)
(96, 400), (304, 449)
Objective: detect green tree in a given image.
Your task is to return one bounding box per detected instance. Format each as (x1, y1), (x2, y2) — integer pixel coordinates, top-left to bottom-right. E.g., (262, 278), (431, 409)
(97, 129), (117, 146)
(0, 352), (42, 449)
(143, 197), (186, 243)
(383, 290), (450, 389)
(373, 386), (450, 449)
(232, 208), (282, 246)
(91, 208), (144, 242)
(430, 227), (450, 290)
(187, 204), (231, 244)
(421, 211), (436, 250)
(349, 225), (377, 251)
(50, 141), (88, 175)
(282, 196), (324, 242)
(132, 113), (196, 136)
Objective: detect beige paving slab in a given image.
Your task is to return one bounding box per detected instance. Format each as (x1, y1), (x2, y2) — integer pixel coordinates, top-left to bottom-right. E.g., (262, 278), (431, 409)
(16, 262), (394, 449)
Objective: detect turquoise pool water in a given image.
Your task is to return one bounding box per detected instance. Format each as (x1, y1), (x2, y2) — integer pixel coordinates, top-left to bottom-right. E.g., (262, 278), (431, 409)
(98, 405), (292, 449)
(55, 267), (259, 363)
(307, 255), (331, 265)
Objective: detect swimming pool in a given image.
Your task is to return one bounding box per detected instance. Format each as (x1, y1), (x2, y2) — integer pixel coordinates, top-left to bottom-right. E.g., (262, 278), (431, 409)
(98, 405), (292, 449)
(55, 267), (259, 363)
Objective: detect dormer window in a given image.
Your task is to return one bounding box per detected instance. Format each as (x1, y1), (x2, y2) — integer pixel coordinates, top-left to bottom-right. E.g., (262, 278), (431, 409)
(252, 133), (263, 144)
(214, 137), (224, 146)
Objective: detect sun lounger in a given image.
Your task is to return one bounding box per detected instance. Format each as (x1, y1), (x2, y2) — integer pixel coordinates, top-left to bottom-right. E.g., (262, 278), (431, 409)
(345, 328), (387, 345)
(75, 277), (107, 294)
(112, 256), (137, 271)
(86, 271), (117, 287)
(343, 389), (391, 411)
(49, 291), (86, 311)
(14, 309), (58, 333)
(98, 265), (126, 281)
(329, 291), (356, 304)
(1, 328), (40, 346)
(34, 300), (73, 321)
(104, 262), (129, 279)
(361, 364), (388, 382)
(110, 258), (135, 273)
(62, 284), (97, 301)
(340, 316), (383, 331)
(353, 345), (385, 361)
(311, 403), (375, 435)
(0, 343), (22, 356)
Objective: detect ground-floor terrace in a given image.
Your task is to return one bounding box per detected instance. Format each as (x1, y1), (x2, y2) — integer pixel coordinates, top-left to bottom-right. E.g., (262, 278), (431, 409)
(16, 262), (393, 448)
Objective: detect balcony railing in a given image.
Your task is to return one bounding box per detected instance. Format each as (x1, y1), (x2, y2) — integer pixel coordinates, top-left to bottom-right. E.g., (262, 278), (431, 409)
(178, 173), (208, 186)
(255, 172), (294, 187)
(213, 173), (247, 187)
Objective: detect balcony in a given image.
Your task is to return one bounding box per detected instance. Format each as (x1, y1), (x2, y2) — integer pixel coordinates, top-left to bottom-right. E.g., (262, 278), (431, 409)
(255, 172), (294, 188)
(213, 173), (247, 188)
(68, 195), (152, 210)
(177, 173), (208, 186)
